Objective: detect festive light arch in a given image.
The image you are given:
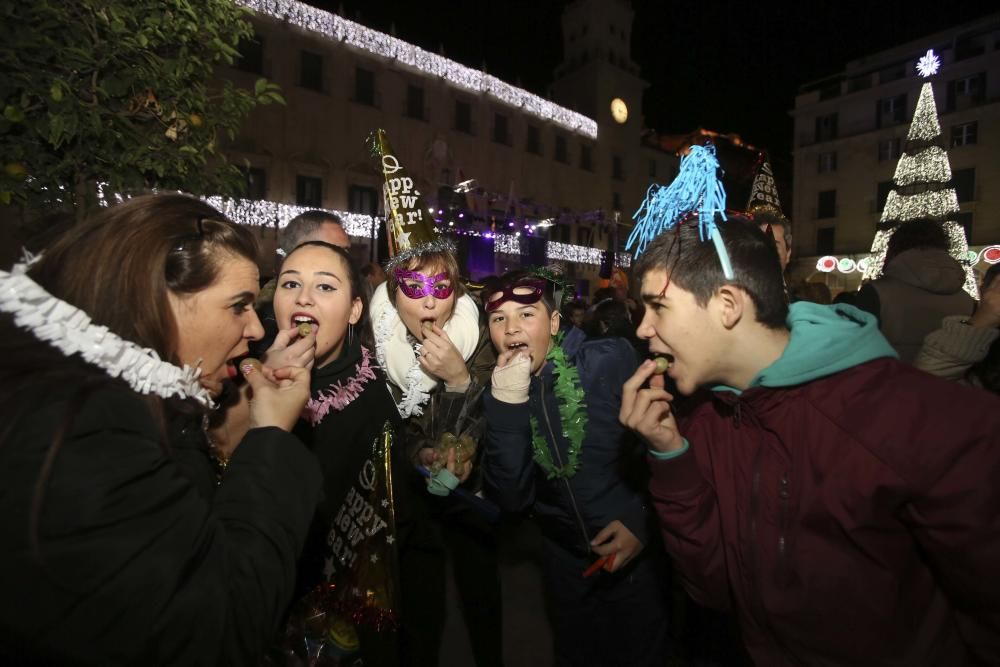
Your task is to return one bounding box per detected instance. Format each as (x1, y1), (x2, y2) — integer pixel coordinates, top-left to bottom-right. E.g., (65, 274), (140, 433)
(817, 246), (1000, 274)
(204, 196), (631, 267)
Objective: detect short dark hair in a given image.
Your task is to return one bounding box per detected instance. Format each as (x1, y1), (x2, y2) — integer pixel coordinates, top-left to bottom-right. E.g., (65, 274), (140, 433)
(490, 270), (558, 315)
(561, 300), (585, 318)
(279, 210), (344, 253)
(633, 215), (788, 329)
(754, 211), (792, 245)
(886, 218), (949, 262)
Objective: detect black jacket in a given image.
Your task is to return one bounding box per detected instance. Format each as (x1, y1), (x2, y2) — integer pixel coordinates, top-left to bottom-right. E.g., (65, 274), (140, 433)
(292, 340), (407, 596)
(0, 379), (322, 665)
(482, 336), (650, 556)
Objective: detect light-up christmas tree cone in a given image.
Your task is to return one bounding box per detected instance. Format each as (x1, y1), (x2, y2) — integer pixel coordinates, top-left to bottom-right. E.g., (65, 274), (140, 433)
(861, 49), (978, 297)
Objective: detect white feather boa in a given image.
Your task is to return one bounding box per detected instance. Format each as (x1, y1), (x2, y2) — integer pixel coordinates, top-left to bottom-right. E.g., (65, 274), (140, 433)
(369, 282), (480, 418)
(0, 263), (213, 406)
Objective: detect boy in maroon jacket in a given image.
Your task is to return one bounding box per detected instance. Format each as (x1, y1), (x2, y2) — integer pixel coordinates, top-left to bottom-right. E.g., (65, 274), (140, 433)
(621, 218), (1000, 665)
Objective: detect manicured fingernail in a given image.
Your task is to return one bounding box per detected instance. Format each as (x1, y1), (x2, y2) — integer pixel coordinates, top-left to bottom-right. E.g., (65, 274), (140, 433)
(241, 358), (262, 375)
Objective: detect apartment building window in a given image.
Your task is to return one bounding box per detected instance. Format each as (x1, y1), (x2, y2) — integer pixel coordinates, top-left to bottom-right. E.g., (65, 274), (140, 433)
(946, 72), (986, 111)
(877, 137), (902, 162)
(455, 100), (472, 134)
(493, 113), (510, 145)
(816, 227), (836, 255)
(819, 82), (840, 101)
(953, 168), (975, 203)
(300, 50), (323, 91)
(817, 190), (836, 219)
(354, 67), (375, 106)
(580, 145), (593, 171)
(296, 175), (323, 207)
(954, 212), (973, 243)
(876, 94), (906, 128)
(348, 185), (378, 216)
(815, 113), (838, 142)
(847, 75), (872, 93)
(526, 125), (541, 155)
(649, 159), (657, 178)
(951, 121), (978, 147)
(235, 35), (263, 74)
(955, 34), (986, 61)
(612, 155), (624, 181)
(877, 63), (905, 83)
(406, 85), (425, 120)
(554, 135), (568, 163)
(817, 151), (837, 173)
(876, 180), (893, 212)
(240, 166), (267, 200)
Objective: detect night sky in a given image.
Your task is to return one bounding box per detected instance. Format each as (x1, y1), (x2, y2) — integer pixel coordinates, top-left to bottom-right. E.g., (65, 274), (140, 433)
(312, 0), (996, 175)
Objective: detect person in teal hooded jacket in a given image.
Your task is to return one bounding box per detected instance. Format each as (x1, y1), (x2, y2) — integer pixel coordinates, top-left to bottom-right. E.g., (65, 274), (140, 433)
(620, 218), (1000, 666)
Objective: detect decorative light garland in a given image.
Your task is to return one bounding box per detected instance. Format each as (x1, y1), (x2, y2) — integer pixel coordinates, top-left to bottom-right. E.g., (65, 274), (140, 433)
(237, 0), (598, 139)
(881, 188), (959, 222)
(204, 196), (380, 238)
(893, 147), (951, 187)
(817, 245), (999, 274)
(862, 73), (978, 297)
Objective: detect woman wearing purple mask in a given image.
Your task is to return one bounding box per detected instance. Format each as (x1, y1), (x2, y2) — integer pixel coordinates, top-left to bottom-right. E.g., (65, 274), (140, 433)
(369, 249), (504, 667)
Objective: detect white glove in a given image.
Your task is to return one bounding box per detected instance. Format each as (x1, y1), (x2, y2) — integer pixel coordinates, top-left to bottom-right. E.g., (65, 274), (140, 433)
(491, 354), (531, 404)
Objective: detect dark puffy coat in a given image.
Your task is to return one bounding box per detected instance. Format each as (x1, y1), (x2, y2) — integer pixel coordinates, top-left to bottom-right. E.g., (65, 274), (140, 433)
(0, 370), (322, 665)
(652, 358), (1000, 666)
(482, 336), (650, 555)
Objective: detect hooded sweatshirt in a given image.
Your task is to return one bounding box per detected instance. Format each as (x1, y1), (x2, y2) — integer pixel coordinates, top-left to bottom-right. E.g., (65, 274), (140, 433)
(862, 247), (975, 363)
(649, 302), (1000, 666)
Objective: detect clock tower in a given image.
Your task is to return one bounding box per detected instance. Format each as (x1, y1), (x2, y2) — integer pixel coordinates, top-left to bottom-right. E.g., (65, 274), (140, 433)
(549, 0), (652, 252)
(550, 0), (648, 133)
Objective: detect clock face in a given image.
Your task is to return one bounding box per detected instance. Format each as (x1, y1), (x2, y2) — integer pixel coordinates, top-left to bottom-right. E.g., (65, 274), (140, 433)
(610, 98), (628, 124)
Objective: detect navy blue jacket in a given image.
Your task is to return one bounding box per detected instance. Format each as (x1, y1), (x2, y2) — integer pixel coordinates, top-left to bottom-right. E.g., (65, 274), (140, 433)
(482, 335), (650, 556)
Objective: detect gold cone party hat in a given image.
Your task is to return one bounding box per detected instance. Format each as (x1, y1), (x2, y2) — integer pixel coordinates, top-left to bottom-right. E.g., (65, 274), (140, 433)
(369, 129), (453, 269)
(745, 154), (787, 222)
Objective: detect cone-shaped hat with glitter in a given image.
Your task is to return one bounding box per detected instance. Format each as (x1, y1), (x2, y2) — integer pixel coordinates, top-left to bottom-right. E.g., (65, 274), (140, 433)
(370, 129), (454, 269)
(745, 153), (787, 223)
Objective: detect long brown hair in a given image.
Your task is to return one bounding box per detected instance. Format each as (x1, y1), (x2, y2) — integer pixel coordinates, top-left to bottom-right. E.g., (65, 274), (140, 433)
(28, 193), (259, 365)
(1, 194), (258, 555)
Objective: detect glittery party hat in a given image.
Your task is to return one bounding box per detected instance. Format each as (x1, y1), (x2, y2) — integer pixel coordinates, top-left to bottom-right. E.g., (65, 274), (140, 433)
(369, 129), (453, 269)
(745, 154), (787, 222)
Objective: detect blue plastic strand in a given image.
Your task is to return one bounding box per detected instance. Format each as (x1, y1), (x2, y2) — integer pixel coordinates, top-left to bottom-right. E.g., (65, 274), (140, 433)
(626, 145), (734, 279)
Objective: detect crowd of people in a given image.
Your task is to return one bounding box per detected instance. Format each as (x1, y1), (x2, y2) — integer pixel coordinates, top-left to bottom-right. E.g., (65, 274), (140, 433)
(1, 191), (998, 667)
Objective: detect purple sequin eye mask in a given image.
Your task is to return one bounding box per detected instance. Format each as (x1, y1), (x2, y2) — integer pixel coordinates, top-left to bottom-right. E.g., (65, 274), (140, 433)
(394, 269), (454, 300)
(485, 279), (547, 313)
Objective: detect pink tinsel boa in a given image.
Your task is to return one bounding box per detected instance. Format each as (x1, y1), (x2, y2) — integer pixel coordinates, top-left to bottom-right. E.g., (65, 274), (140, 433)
(303, 345), (377, 425)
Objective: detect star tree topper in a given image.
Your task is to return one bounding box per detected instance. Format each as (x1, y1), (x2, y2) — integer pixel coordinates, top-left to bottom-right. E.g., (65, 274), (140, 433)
(916, 49), (940, 78)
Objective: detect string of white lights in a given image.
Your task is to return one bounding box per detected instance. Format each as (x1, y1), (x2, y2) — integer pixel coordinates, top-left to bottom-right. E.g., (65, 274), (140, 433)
(204, 198), (626, 267)
(204, 196), (380, 238)
(907, 82), (942, 143)
(237, 0), (599, 139)
(893, 147), (951, 187)
(881, 188), (959, 222)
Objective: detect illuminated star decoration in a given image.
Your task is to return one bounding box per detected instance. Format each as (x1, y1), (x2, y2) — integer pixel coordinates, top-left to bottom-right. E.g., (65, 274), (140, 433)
(916, 49), (940, 78)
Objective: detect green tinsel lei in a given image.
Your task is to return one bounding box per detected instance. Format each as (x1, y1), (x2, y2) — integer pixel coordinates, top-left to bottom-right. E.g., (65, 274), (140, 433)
(529, 336), (587, 480)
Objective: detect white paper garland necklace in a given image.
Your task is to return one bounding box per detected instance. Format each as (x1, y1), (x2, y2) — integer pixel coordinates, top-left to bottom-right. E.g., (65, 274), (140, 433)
(0, 262), (213, 407)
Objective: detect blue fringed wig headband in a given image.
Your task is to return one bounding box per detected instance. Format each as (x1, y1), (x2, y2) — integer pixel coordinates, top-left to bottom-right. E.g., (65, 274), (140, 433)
(626, 144), (734, 279)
